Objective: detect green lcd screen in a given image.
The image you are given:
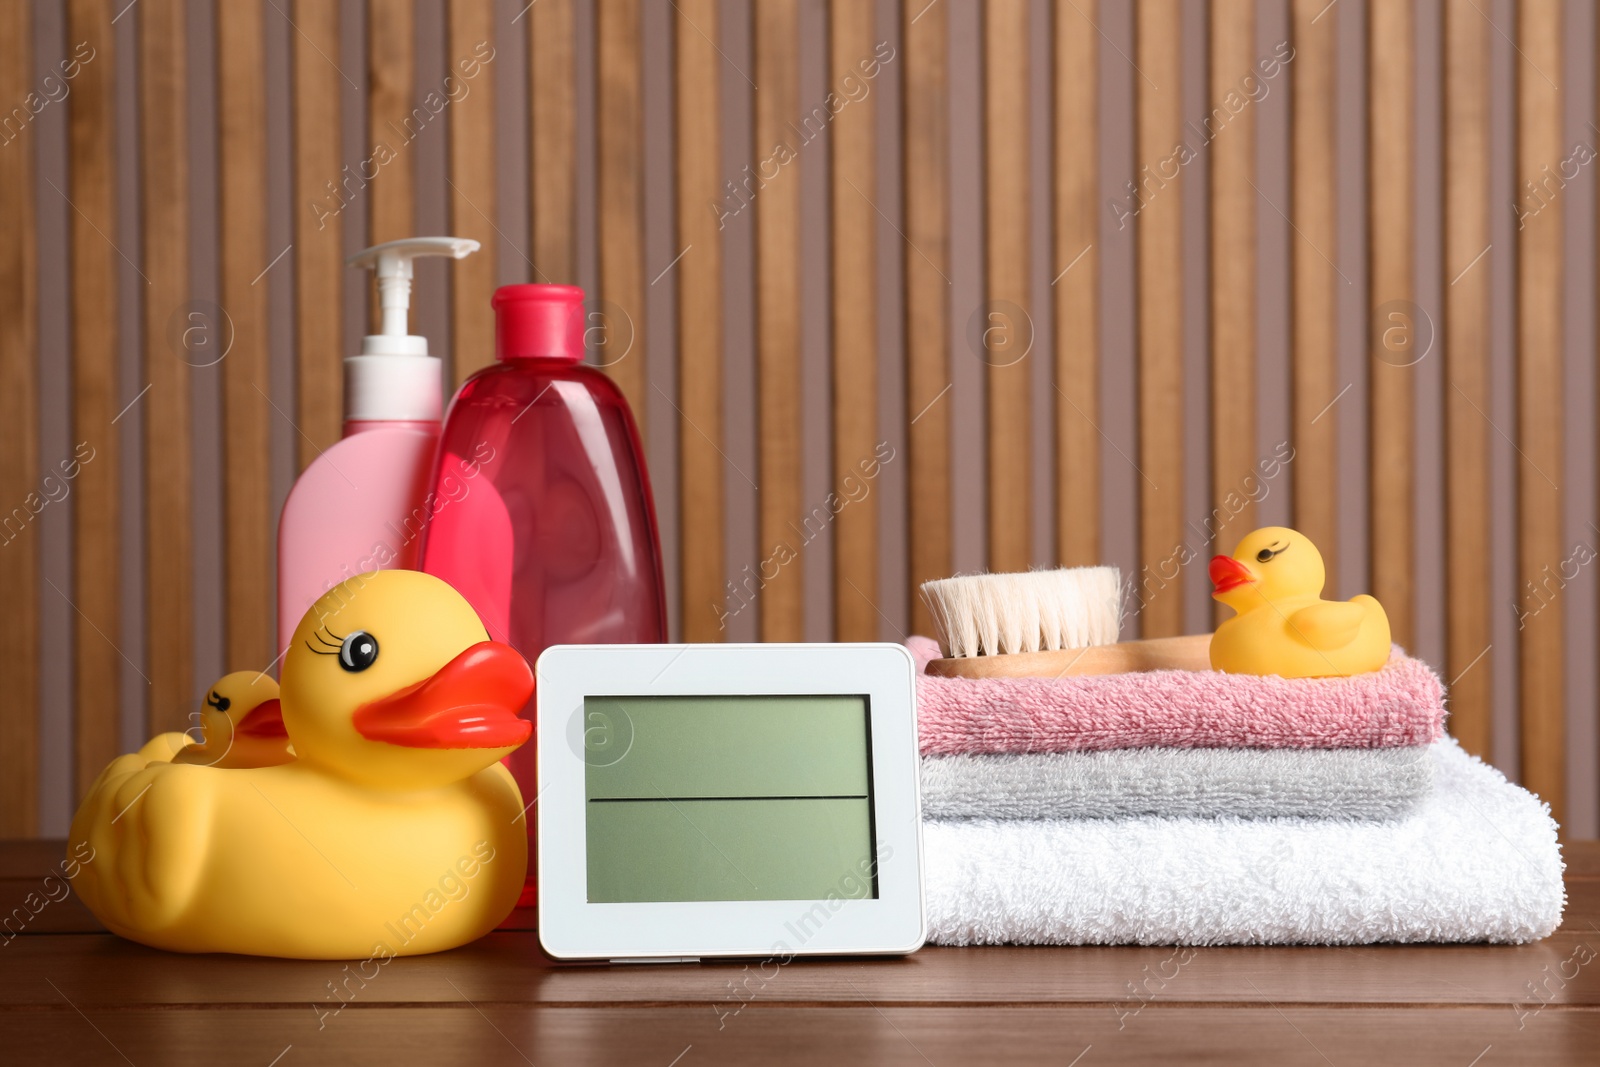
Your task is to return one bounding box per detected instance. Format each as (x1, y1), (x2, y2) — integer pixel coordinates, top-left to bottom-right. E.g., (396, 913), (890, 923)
(582, 695), (877, 903)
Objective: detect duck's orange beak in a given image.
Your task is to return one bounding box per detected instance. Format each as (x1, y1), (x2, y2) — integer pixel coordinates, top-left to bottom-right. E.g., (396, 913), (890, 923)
(352, 641), (534, 750)
(1209, 555), (1256, 596)
(236, 698), (288, 739)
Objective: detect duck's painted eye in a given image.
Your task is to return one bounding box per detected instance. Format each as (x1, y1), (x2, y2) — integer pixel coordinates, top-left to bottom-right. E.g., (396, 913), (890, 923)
(339, 631), (380, 672)
(1256, 548), (1277, 563)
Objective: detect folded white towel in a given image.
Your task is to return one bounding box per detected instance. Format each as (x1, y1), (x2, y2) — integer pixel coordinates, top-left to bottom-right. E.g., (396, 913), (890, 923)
(921, 745), (1433, 821)
(924, 738), (1564, 945)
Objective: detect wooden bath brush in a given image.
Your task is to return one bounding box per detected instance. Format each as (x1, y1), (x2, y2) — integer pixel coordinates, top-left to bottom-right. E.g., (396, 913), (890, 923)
(920, 567), (1213, 679)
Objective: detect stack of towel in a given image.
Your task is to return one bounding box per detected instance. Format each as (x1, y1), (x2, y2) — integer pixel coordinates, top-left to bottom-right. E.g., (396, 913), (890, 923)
(913, 649), (1565, 946)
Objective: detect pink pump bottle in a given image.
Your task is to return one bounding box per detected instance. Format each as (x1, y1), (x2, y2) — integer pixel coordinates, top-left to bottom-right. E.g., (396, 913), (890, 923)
(276, 237), (480, 655)
(419, 284), (667, 904)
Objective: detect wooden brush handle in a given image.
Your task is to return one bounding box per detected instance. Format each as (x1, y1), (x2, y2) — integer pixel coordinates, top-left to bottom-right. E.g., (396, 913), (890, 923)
(924, 634), (1214, 680)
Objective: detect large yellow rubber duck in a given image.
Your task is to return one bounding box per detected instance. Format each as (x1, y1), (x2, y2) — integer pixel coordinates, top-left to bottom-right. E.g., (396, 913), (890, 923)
(1208, 526), (1391, 678)
(137, 671), (293, 768)
(69, 570), (534, 958)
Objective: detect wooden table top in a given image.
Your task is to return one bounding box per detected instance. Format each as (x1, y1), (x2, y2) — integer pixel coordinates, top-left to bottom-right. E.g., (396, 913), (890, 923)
(2, 838), (1596, 1065)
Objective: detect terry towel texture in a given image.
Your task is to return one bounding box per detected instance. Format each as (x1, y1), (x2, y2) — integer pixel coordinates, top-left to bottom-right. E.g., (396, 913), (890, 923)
(924, 738), (1564, 945)
(920, 745), (1433, 821)
(917, 649), (1445, 755)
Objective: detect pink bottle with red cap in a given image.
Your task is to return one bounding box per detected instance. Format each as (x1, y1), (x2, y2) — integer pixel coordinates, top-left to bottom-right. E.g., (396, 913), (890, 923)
(419, 285), (667, 904)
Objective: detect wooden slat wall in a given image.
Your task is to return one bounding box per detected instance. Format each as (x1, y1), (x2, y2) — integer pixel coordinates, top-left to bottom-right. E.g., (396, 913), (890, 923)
(902, 0), (951, 637)
(1054, 0), (1099, 569)
(291, 0), (344, 466)
(1442, 0), (1492, 761)
(595, 0), (647, 417)
(754, 0), (804, 643)
(1289, 0), (1339, 594)
(367, 0), (416, 256)
(1134, 0), (1185, 638)
(982, 0), (1030, 573)
(217, 0), (274, 673)
(12, 0), (1600, 836)
(66, 0), (120, 798)
(830, 0), (879, 641)
(447, 0), (498, 383)
(674, 0), (724, 642)
(1516, 0), (1565, 826)
(1209, 0), (1256, 573)
(0, 0), (40, 834)
(139, 0), (194, 736)
(531, 0), (576, 283)
(1367, 0), (1416, 650)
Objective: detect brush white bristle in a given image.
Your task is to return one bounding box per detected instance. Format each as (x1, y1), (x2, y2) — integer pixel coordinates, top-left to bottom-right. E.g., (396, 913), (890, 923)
(919, 567), (1123, 659)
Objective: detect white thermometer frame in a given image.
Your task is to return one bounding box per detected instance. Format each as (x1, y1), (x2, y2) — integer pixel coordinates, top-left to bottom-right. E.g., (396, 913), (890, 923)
(535, 643), (925, 962)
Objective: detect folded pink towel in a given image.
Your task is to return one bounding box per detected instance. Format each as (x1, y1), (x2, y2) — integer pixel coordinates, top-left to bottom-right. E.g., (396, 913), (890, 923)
(917, 649), (1446, 755)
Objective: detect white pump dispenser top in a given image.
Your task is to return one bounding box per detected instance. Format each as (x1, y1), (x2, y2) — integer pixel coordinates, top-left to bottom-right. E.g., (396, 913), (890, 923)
(343, 236), (480, 422)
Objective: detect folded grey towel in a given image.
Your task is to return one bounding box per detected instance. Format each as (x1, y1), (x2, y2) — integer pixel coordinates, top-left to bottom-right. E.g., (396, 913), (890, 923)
(920, 745), (1433, 820)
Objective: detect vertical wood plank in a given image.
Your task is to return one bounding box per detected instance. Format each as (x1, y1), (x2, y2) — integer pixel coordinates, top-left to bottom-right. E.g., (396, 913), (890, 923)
(292, 0), (344, 468)
(595, 0), (648, 417)
(368, 0), (416, 263)
(831, 0), (878, 639)
(531, 0), (576, 282)
(0, 0), (40, 833)
(448, 0), (498, 383)
(1442, 0), (1492, 760)
(903, 0), (951, 635)
(1054, 0), (1099, 568)
(1367, 0), (1415, 646)
(1135, 0), (1184, 637)
(753, 0), (804, 641)
(675, 0), (725, 641)
(983, 0), (1030, 573)
(1209, 0), (1256, 569)
(217, 0), (274, 672)
(1289, 0), (1338, 593)
(1516, 0), (1564, 823)
(66, 0), (121, 798)
(140, 0), (194, 735)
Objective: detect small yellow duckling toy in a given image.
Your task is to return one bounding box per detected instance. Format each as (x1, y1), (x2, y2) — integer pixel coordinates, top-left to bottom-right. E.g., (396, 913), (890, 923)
(69, 570), (533, 958)
(1208, 526), (1391, 678)
(137, 671), (293, 769)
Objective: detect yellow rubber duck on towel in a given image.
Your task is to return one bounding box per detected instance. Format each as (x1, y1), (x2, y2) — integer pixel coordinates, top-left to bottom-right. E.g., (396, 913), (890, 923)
(1208, 527), (1391, 678)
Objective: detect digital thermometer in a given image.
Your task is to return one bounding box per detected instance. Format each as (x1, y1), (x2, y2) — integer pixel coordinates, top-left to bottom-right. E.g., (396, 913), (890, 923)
(536, 643), (924, 962)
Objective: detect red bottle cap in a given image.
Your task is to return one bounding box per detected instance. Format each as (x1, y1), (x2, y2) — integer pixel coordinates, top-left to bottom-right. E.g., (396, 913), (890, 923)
(492, 284), (586, 362)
